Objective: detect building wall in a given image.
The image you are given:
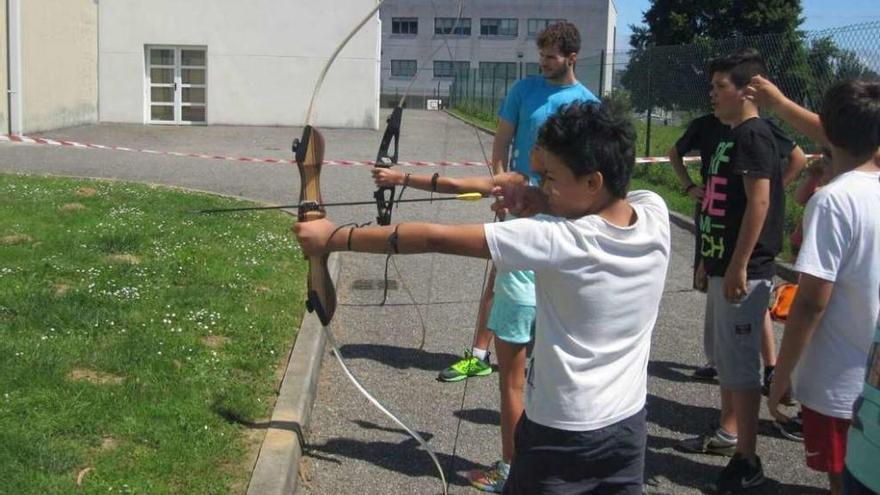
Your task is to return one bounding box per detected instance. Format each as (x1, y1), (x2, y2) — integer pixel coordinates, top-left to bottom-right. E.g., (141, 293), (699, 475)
(21, 0), (98, 133)
(379, 0), (617, 101)
(99, 0), (381, 129)
(603, 0), (618, 95)
(0, 2), (8, 132)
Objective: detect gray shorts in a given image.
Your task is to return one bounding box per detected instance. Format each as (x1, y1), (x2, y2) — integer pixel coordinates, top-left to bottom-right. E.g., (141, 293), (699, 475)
(708, 277), (772, 390)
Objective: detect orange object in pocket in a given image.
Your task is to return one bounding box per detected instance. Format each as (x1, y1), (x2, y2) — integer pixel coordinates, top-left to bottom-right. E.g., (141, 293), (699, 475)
(770, 283), (799, 322)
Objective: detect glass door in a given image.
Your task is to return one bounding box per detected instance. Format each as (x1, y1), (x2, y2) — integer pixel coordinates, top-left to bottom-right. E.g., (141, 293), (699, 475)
(147, 47), (207, 124)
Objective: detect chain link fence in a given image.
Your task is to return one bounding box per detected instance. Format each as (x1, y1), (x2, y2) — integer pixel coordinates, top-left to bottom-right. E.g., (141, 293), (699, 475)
(449, 21), (880, 154)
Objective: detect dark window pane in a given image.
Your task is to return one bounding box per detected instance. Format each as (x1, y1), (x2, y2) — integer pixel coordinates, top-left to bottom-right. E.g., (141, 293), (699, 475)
(182, 106), (206, 122)
(181, 50), (205, 66)
(182, 87), (205, 104)
(151, 105), (173, 121)
(150, 49), (174, 66)
(150, 68), (173, 84)
(181, 69), (205, 85)
(151, 87), (174, 103)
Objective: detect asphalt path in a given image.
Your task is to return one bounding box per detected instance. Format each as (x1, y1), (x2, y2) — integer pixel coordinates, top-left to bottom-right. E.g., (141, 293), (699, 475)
(0, 110), (826, 494)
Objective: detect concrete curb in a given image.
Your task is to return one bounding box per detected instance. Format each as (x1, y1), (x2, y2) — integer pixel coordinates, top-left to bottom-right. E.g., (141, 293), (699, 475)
(668, 210), (798, 283)
(247, 253), (341, 495)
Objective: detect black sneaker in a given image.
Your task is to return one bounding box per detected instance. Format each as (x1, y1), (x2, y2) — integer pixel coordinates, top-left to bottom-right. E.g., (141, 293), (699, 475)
(773, 413), (804, 442)
(676, 428), (737, 457)
(693, 365), (718, 381)
(715, 454), (765, 494)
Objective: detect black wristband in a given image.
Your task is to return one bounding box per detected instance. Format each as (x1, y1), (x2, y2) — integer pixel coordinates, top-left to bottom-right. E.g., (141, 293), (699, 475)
(387, 225), (401, 254)
(403, 173), (411, 187)
(430, 173), (440, 192)
(347, 226), (355, 251)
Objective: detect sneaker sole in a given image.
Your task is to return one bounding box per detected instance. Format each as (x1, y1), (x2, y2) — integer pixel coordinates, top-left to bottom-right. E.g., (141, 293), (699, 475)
(437, 369), (492, 382)
(676, 443), (736, 457)
(715, 474), (765, 494)
(773, 423), (804, 442)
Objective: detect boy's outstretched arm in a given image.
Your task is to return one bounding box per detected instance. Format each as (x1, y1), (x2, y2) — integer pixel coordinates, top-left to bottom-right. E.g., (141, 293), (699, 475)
(372, 168), (525, 195)
(294, 218), (491, 259)
(745, 76), (828, 147)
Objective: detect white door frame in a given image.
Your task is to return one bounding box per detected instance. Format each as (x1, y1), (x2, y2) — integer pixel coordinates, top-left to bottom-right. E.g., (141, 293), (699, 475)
(145, 46), (207, 125)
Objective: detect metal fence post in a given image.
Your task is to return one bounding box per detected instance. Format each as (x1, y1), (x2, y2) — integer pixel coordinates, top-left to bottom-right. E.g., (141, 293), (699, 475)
(599, 49), (606, 95)
(646, 47), (654, 156)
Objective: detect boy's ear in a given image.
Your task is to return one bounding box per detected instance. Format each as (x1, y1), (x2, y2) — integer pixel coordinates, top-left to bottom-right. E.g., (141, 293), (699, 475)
(582, 171), (604, 193)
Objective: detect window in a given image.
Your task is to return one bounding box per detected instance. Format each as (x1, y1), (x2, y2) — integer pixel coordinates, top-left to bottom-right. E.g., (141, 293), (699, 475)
(390, 59), (417, 77)
(433, 60), (470, 78)
(480, 18), (518, 37)
(525, 63), (540, 77)
(435, 17), (471, 36)
(527, 18), (565, 36)
(479, 62), (517, 80)
(146, 46), (207, 124)
(392, 17), (418, 35)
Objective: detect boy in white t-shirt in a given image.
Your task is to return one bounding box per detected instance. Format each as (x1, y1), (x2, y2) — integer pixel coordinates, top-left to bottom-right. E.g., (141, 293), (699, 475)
(293, 101), (671, 494)
(746, 77), (880, 495)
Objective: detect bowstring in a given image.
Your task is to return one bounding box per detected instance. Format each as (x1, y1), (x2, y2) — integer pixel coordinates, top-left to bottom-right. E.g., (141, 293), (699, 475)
(304, 3), (448, 493)
(424, 0), (501, 490)
(379, 0), (466, 352)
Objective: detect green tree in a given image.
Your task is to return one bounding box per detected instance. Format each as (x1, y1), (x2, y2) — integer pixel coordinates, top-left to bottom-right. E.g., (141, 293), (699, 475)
(622, 0), (807, 113)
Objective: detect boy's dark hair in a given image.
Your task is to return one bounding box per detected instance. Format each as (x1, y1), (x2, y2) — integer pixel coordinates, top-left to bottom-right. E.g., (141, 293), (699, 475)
(536, 21), (581, 56)
(537, 101), (636, 198)
(708, 48), (767, 88)
(820, 80), (880, 158)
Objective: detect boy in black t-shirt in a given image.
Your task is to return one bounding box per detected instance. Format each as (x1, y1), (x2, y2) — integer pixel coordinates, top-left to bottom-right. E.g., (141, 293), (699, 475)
(676, 49), (785, 494)
(670, 115), (805, 390)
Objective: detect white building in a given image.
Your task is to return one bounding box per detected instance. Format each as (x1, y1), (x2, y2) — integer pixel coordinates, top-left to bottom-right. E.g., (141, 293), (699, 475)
(379, 0), (618, 105)
(1, 0), (381, 133)
(100, 0), (381, 129)
(0, 0), (98, 134)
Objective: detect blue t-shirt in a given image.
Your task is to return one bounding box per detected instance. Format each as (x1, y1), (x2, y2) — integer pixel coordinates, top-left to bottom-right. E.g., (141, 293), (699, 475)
(498, 76), (598, 180)
(494, 77), (597, 306)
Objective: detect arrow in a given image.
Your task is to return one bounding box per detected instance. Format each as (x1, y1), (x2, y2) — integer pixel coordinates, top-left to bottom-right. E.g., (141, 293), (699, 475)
(197, 192), (486, 214)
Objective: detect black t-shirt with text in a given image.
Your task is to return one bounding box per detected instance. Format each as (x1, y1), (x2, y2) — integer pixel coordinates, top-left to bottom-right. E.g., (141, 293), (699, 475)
(698, 117), (785, 279)
(675, 114), (796, 183)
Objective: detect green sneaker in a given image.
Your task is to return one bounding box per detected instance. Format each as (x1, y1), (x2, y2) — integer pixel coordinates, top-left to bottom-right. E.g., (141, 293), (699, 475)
(437, 351), (492, 382)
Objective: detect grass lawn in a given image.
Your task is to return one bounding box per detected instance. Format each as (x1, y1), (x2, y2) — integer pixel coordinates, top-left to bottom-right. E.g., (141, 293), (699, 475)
(0, 174), (307, 494)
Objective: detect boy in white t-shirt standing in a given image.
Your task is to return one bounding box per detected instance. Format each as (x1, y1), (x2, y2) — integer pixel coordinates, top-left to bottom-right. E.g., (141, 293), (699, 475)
(293, 101), (671, 494)
(746, 77), (880, 495)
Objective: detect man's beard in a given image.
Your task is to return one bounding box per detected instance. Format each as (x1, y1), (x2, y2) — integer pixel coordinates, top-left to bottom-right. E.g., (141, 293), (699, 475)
(543, 64), (568, 81)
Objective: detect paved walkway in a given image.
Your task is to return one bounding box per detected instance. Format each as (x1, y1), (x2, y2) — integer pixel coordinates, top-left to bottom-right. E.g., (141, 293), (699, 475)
(0, 111), (826, 494)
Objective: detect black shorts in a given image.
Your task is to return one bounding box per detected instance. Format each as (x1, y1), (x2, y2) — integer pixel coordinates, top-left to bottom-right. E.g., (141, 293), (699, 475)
(503, 408), (646, 495)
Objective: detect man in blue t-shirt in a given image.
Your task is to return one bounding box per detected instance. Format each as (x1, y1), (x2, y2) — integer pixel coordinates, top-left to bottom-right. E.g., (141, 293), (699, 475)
(449, 21), (598, 493)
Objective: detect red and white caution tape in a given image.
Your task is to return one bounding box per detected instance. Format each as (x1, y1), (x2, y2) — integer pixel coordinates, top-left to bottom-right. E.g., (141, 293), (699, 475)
(0, 134), (820, 167)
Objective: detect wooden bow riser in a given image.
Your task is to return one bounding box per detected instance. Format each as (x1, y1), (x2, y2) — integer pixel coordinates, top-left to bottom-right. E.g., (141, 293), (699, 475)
(295, 125), (337, 326)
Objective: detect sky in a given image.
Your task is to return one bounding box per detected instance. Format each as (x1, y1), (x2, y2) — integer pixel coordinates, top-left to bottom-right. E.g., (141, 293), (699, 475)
(615, 0), (880, 51)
